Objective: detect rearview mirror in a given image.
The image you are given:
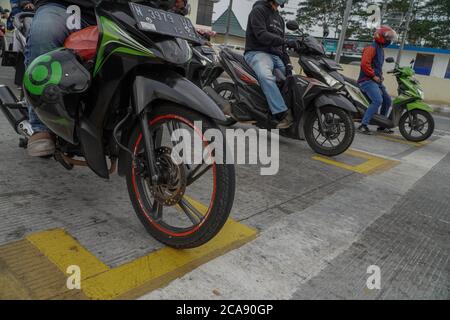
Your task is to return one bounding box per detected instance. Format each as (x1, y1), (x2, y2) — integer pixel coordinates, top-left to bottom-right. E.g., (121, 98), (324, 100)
(385, 57), (395, 63)
(286, 20), (299, 31)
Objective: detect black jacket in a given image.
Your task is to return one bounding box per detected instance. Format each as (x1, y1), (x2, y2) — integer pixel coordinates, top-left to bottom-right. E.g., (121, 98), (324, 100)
(245, 0), (287, 60)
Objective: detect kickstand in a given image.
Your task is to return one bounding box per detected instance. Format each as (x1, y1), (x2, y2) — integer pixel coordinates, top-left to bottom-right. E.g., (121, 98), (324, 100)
(54, 151), (74, 170)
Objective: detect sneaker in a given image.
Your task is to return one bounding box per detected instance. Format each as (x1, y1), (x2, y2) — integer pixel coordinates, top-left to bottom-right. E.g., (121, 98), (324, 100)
(276, 110), (293, 129)
(377, 127), (395, 134)
(27, 132), (55, 157)
(357, 124), (373, 135)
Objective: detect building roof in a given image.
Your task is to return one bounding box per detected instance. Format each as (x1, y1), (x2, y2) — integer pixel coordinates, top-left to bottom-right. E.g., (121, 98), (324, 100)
(212, 8), (246, 38)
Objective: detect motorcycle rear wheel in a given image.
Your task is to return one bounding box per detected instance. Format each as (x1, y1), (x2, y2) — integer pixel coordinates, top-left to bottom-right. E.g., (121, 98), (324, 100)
(214, 82), (238, 126)
(125, 104), (236, 249)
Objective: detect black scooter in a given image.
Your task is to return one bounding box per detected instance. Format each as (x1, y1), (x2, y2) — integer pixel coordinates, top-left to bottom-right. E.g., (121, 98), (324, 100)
(207, 21), (357, 157)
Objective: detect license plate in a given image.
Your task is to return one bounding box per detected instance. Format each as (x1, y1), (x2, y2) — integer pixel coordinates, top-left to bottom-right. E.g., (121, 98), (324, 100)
(129, 3), (201, 43)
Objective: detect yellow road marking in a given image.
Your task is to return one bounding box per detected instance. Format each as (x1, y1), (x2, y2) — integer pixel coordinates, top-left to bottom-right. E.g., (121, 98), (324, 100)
(82, 219), (257, 299)
(313, 149), (399, 175)
(0, 239), (88, 299)
(19, 213), (257, 299)
(375, 134), (430, 147)
(27, 229), (110, 280)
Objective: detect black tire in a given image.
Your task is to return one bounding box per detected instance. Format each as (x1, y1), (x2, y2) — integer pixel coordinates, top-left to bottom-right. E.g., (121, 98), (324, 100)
(304, 106), (355, 157)
(125, 103), (236, 249)
(214, 82), (238, 126)
(399, 109), (434, 142)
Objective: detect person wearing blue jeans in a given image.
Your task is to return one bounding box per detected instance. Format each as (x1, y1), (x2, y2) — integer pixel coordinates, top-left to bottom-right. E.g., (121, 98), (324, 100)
(359, 80), (392, 128)
(357, 25), (398, 135)
(244, 0), (296, 129)
(24, 0), (95, 156)
(244, 51), (287, 115)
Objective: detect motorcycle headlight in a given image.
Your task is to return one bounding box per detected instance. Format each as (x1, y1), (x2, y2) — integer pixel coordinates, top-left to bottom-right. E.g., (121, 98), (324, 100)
(308, 61), (343, 89)
(417, 87), (424, 99)
(322, 72), (344, 90)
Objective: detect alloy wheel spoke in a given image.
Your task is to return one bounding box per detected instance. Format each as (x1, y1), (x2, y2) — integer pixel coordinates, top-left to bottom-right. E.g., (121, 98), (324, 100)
(167, 121), (192, 171)
(152, 200), (163, 221)
(153, 127), (163, 149)
(187, 164), (213, 186)
(328, 138), (335, 147)
(179, 198), (203, 224)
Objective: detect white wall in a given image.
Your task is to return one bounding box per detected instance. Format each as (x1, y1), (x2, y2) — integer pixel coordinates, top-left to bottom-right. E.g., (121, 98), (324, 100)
(187, 0), (212, 30)
(384, 48), (417, 68)
(187, 0), (199, 25)
(431, 54), (450, 78)
(384, 48), (450, 79)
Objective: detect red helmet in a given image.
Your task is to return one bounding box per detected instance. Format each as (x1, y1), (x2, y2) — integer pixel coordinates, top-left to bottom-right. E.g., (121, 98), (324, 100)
(374, 25), (398, 45)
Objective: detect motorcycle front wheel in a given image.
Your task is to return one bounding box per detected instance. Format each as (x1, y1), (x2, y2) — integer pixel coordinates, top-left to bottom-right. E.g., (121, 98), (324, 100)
(125, 104), (236, 249)
(399, 109), (435, 142)
(304, 106), (355, 157)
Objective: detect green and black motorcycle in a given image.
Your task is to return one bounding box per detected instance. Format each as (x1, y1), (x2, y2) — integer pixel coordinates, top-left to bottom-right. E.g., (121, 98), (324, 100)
(0, 0), (236, 248)
(343, 57), (435, 142)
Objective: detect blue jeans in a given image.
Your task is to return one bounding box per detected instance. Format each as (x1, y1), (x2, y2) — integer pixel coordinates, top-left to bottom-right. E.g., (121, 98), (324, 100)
(244, 51), (287, 116)
(25, 3), (88, 133)
(359, 80), (392, 126)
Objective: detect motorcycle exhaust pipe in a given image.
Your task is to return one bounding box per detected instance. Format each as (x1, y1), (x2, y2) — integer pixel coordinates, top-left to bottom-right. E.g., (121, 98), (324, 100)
(0, 85), (31, 136)
(203, 85), (233, 116)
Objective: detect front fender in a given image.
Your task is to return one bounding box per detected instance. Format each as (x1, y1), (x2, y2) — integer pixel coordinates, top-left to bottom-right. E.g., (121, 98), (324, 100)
(407, 100), (433, 113)
(132, 71), (226, 121)
(314, 93), (357, 113)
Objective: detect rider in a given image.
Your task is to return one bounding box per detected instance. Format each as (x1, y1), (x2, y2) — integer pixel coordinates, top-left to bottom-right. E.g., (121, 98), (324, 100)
(24, 0), (96, 156)
(357, 25), (398, 135)
(244, 0), (297, 129)
(24, 0), (176, 157)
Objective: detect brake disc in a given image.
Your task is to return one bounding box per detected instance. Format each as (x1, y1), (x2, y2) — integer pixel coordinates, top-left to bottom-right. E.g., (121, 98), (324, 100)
(149, 147), (187, 207)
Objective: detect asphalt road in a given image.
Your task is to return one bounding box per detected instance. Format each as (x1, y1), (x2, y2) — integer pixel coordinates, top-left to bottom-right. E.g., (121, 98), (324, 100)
(0, 61), (449, 300)
(434, 114), (450, 134)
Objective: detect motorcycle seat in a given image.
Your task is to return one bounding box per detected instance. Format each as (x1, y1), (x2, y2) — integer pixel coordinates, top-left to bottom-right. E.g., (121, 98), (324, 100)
(343, 75), (358, 87)
(224, 48), (258, 79)
(223, 48), (286, 85)
(64, 26), (99, 61)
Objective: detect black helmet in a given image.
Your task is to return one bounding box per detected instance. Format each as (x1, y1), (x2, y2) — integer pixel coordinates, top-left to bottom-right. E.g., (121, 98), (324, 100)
(23, 48), (91, 143)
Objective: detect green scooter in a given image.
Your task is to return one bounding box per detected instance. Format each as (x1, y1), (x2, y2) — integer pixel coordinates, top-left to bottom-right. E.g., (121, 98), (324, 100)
(343, 57), (435, 142)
